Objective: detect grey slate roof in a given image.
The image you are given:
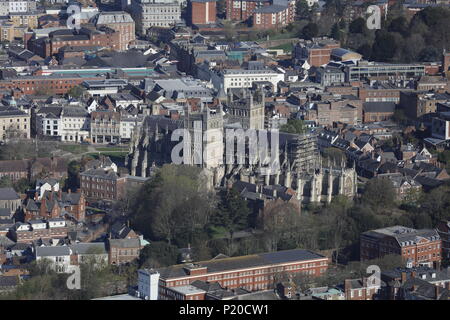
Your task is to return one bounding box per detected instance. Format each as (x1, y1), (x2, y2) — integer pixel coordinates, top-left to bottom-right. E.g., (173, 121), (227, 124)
(108, 238), (140, 248)
(35, 246), (71, 257)
(0, 276), (18, 288)
(362, 226), (440, 247)
(71, 242), (107, 255)
(0, 188), (19, 200)
(0, 208), (10, 217)
(80, 168), (120, 181)
(157, 249), (325, 279)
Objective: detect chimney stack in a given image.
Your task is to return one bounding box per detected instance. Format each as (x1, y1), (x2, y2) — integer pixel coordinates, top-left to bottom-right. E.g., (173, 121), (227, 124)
(344, 279), (351, 292)
(435, 285), (440, 299)
(401, 272), (407, 283)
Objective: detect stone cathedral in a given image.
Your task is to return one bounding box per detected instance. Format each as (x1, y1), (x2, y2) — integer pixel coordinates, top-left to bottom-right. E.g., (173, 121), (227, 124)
(126, 87), (357, 204)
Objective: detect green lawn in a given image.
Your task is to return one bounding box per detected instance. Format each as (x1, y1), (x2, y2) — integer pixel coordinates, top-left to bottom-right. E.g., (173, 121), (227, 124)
(208, 225), (229, 239)
(95, 147), (128, 152)
(59, 144), (89, 154)
(268, 42), (294, 53)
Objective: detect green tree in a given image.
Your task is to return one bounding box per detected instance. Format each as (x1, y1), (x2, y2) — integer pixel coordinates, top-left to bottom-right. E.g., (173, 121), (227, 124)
(371, 31), (397, 62)
(296, 0), (311, 19)
(211, 187), (251, 241)
(280, 119), (306, 134)
(361, 178), (396, 208)
(357, 43), (372, 59)
(301, 23), (319, 40)
(388, 16), (409, 36)
(419, 47), (440, 62)
(13, 178), (30, 193)
(130, 165), (215, 245)
(138, 242), (179, 268)
(0, 176), (13, 188)
(223, 20), (237, 41)
(67, 85), (86, 99)
(67, 160), (82, 191)
(349, 17), (366, 34)
(330, 23), (341, 41)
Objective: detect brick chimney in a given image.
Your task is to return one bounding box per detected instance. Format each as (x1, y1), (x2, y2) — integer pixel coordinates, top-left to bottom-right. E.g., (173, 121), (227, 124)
(344, 279), (351, 292)
(34, 192), (38, 201)
(58, 189), (62, 200)
(411, 271), (416, 279)
(435, 285), (440, 299)
(401, 272), (407, 283)
(434, 260), (441, 271)
(40, 197), (46, 217)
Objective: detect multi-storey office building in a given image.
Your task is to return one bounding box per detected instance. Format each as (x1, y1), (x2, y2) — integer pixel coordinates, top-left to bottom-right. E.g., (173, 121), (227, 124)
(188, 0), (217, 25)
(0, 105), (30, 141)
(131, 0), (181, 33)
(213, 68), (284, 93)
(252, 0), (295, 30)
(80, 168), (126, 200)
(292, 38), (340, 67)
(92, 11), (136, 51)
(345, 62), (426, 82)
(157, 249), (329, 300)
(90, 111), (121, 144)
(360, 226), (442, 268)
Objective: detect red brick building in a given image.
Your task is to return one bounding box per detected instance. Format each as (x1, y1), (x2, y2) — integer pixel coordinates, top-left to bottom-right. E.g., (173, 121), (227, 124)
(80, 168), (126, 201)
(360, 226), (442, 268)
(292, 38), (340, 67)
(93, 12), (135, 51)
(107, 238), (141, 265)
(436, 220), (450, 260)
(0, 75), (104, 97)
(252, 1), (295, 30)
(344, 277), (381, 300)
(0, 157), (67, 183)
(27, 26), (120, 59)
(157, 249), (329, 300)
(189, 0), (217, 25)
(226, 0), (271, 22)
(358, 85), (413, 103)
(9, 219), (68, 243)
(24, 190), (86, 223)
